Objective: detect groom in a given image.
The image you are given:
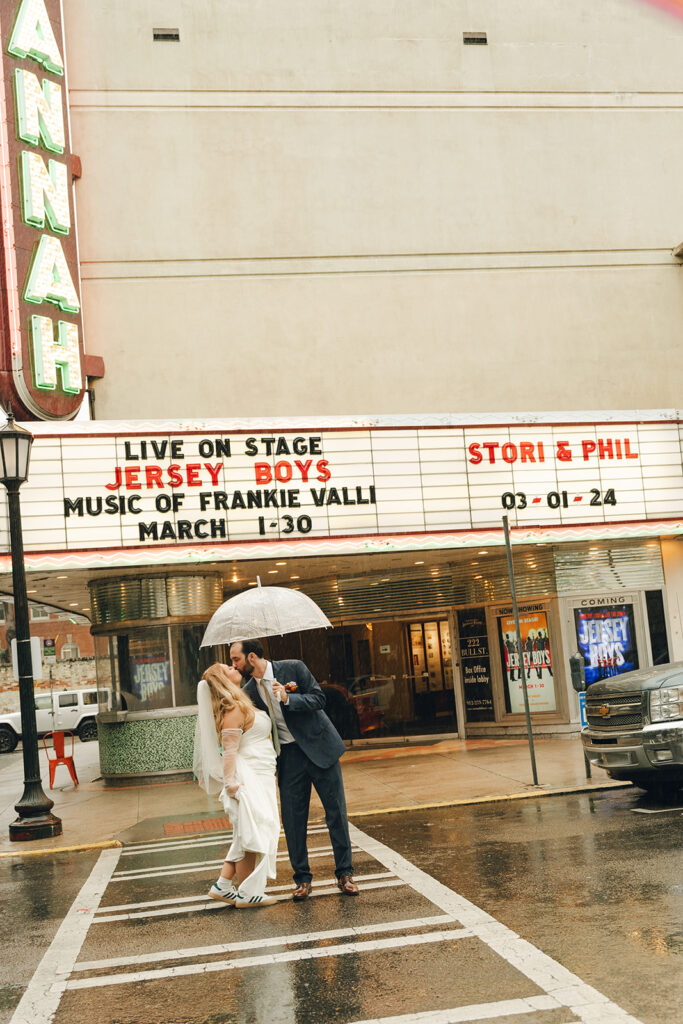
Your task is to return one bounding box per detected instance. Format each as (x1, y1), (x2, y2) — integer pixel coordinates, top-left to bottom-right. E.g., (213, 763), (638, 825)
(230, 639), (359, 900)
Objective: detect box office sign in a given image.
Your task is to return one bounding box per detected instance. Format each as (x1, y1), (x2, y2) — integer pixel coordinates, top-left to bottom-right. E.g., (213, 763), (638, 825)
(2, 418), (683, 552)
(456, 608), (495, 722)
(0, 0), (85, 420)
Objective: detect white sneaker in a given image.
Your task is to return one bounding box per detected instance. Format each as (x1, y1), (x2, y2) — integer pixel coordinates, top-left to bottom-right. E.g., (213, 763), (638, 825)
(234, 892), (278, 908)
(208, 883), (237, 905)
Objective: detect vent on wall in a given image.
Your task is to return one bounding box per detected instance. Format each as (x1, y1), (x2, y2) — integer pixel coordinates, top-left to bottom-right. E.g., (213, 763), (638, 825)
(153, 28), (180, 42)
(463, 32), (487, 45)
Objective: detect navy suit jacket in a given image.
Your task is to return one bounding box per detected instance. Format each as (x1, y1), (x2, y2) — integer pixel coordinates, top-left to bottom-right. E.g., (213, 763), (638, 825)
(243, 660), (346, 769)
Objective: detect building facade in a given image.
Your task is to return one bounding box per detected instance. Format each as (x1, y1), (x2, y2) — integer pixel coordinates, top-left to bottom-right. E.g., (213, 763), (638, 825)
(0, 2), (682, 775)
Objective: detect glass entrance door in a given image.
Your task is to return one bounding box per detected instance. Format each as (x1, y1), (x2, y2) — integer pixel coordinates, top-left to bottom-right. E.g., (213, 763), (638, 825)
(404, 620), (456, 734)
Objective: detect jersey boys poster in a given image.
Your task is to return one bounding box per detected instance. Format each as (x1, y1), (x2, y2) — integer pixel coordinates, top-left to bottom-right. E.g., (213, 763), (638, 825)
(573, 605), (639, 685)
(497, 610), (556, 714)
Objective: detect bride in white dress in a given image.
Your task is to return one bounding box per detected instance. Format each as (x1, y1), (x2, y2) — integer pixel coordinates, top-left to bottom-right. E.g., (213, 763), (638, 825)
(193, 663), (280, 908)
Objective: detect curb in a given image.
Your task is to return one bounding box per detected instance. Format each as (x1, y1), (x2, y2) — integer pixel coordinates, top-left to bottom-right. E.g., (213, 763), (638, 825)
(346, 780), (630, 819)
(0, 839), (122, 860)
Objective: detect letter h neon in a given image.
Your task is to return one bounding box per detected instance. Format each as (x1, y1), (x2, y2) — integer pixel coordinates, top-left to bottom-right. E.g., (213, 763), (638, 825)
(30, 315), (81, 393)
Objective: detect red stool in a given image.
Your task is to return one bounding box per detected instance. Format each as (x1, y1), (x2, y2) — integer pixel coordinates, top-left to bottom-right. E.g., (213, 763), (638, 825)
(42, 731), (79, 788)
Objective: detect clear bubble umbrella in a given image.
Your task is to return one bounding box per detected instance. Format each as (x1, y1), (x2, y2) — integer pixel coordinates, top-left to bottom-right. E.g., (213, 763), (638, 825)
(200, 578), (332, 647)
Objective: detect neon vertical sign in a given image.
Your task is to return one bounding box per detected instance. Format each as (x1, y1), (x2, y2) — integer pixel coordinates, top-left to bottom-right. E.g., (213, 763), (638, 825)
(0, 0), (85, 419)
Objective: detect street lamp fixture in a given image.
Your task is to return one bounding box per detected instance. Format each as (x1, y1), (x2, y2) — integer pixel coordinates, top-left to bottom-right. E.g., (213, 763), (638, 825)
(0, 409), (61, 840)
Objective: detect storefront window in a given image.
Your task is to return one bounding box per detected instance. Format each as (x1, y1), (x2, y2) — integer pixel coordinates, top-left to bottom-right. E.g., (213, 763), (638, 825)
(95, 624), (215, 713)
(497, 608), (557, 714)
(276, 619), (458, 740)
(170, 625), (215, 707)
(645, 591), (670, 667)
(573, 604), (639, 685)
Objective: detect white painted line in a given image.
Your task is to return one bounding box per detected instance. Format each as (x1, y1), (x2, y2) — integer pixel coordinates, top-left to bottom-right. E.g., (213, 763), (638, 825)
(630, 806), (683, 815)
(96, 871), (396, 914)
(349, 824), (644, 1024)
(93, 878), (405, 922)
(111, 845), (345, 882)
(60, 927), (470, 991)
(121, 824), (328, 855)
(119, 835), (233, 856)
(8, 847), (121, 1024)
(76, 912), (456, 972)
(345, 994), (562, 1023)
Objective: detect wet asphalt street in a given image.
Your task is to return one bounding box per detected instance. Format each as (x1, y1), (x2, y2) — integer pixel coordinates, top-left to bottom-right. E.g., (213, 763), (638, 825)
(0, 787), (680, 1024)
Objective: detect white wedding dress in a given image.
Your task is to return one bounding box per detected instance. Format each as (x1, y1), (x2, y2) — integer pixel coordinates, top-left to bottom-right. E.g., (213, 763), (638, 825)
(221, 709), (280, 899)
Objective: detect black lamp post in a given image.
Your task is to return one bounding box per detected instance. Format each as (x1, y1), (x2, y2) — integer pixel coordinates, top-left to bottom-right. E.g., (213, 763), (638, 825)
(1, 410), (62, 841)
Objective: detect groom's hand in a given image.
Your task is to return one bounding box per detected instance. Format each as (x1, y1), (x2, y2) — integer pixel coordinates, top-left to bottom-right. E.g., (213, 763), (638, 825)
(272, 681), (289, 704)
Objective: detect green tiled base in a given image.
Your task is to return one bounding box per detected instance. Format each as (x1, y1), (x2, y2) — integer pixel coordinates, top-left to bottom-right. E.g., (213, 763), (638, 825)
(98, 714), (197, 776)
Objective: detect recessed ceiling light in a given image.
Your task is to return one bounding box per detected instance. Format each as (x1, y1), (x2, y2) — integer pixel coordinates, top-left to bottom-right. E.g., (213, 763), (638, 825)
(414, 561), (424, 565)
(268, 570), (278, 574)
(474, 575), (482, 579)
(232, 576), (239, 583)
(57, 574), (68, 579)
(275, 561), (286, 566)
(69, 602), (79, 606)
(478, 550), (488, 555)
(290, 575), (300, 580)
(470, 561), (479, 566)
(27, 589), (37, 594)
(248, 582), (257, 586)
(380, 578), (390, 582)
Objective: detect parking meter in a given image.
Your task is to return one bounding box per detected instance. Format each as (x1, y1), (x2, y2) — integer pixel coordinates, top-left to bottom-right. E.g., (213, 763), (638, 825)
(569, 652), (586, 692)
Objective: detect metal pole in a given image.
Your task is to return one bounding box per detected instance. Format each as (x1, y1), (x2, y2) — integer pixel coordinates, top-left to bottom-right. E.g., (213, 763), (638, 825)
(502, 515), (539, 786)
(7, 483), (61, 840)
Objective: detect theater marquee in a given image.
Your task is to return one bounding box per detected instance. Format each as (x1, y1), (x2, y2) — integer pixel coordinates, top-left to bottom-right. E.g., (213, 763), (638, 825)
(1, 415), (682, 556)
(0, 0), (85, 420)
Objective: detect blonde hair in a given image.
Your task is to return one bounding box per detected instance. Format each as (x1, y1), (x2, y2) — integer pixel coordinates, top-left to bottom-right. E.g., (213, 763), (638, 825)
(201, 663), (255, 735)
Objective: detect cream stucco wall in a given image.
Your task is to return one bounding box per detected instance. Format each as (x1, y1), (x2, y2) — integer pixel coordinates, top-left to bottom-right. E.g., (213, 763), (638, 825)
(62, 0), (683, 418)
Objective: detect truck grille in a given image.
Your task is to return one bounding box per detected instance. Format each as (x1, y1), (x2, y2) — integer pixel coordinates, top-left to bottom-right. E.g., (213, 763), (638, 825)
(586, 693), (643, 731)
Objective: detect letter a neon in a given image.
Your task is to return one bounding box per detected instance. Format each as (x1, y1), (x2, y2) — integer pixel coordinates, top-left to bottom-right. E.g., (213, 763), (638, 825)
(30, 315), (81, 393)
(24, 234), (80, 313)
(7, 0), (64, 75)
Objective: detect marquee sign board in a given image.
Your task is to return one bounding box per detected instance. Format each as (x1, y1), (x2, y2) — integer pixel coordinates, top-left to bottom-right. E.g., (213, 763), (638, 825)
(0, 417), (682, 555)
(0, 0), (85, 420)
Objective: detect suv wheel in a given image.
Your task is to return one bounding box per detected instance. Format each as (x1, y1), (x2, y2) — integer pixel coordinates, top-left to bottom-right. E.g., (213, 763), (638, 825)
(0, 726), (18, 753)
(78, 719), (98, 742)
(633, 775), (681, 802)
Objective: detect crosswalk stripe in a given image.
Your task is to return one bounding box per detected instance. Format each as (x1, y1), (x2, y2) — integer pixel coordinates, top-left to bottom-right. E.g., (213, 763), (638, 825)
(60, 927), (471, 991)
(121, 825), (328, 855)
(96, 871), (395, 915)
(91, 878), (405, 923)
(75, 912), (455, 972)
(344, 995), (565, 1024)
(111, 846), (346, 882)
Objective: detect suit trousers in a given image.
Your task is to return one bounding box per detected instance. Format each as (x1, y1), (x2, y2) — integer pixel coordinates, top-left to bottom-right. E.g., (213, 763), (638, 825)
(277, 743), (353, 884)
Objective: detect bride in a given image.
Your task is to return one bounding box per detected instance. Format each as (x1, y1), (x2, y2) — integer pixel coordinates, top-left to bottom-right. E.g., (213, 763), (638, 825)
(194, 663), (280, 908)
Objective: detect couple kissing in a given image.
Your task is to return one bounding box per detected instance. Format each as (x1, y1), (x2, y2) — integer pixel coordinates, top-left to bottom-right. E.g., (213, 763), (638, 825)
(193, 640), (358, 907)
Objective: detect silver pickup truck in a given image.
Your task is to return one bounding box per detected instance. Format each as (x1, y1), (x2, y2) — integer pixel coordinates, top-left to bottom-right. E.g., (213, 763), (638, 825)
(581, 662), (683, 799)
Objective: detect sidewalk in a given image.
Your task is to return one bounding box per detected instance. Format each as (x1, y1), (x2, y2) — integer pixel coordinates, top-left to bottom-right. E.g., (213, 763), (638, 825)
(0, 735), (624, 857)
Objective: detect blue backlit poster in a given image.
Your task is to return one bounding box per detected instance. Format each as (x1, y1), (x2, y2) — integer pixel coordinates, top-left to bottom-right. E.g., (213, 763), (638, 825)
(574, 605), (639, 686)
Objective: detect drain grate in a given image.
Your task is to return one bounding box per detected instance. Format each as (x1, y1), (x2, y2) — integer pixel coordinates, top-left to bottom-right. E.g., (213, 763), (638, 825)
(164, 816), (231, 835)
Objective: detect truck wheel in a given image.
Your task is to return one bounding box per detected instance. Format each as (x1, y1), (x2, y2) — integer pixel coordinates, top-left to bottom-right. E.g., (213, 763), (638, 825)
(633, 775), (681, 802)
(78, 719), (98, 742)
(0, 726), (18, 753)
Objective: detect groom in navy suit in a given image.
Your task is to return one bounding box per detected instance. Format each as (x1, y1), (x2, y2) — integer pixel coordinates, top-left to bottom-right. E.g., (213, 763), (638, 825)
(230, 639), (359, 900)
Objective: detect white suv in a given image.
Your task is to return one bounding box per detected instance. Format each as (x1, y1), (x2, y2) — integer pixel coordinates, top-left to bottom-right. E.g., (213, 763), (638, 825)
(0, 688), (100, 753)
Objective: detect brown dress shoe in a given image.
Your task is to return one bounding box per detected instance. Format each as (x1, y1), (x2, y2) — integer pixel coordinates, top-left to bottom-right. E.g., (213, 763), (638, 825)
(337, 874), (359, 896)
(292, 882), (312, 901)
